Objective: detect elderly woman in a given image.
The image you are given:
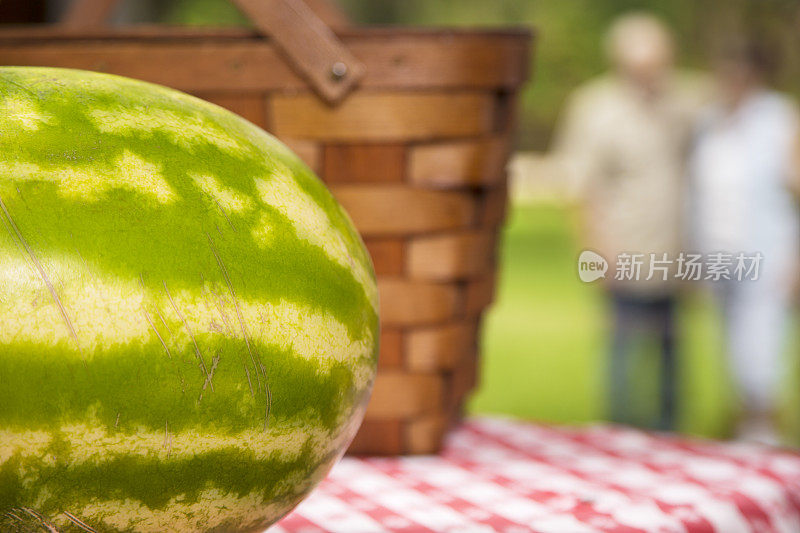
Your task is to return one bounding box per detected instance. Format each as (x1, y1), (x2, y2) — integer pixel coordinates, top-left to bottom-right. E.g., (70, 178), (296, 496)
(690, 40), (800, 444)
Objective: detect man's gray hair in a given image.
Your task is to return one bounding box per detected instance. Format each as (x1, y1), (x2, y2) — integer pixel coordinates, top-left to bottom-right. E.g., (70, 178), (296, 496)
(605, 12), (674, 66)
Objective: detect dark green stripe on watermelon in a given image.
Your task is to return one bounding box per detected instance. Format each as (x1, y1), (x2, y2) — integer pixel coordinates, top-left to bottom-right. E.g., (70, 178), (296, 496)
(0, 340), (362, 432)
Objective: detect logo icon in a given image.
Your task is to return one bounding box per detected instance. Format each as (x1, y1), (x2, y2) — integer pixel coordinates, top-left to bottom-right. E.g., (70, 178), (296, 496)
(578, 250), (608, 282)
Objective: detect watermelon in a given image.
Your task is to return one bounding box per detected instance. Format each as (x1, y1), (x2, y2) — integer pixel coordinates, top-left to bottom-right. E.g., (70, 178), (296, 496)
(0, 67), (379, 532)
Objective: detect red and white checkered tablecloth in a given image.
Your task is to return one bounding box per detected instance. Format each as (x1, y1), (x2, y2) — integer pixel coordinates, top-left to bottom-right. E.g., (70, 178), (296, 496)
(275, 417), (800, 533)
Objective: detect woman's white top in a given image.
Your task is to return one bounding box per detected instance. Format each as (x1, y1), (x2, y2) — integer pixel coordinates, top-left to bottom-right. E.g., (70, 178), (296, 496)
(690, 90), (799, 279)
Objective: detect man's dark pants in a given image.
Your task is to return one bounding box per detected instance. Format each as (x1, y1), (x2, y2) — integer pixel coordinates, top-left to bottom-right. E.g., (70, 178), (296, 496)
(608, 291), (677, 430)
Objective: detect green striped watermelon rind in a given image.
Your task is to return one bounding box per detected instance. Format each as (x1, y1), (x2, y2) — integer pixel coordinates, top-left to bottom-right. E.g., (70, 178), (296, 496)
(0, 67), (379, 532)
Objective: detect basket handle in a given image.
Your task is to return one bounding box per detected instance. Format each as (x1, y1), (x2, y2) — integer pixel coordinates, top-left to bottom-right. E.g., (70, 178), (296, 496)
(60, 0), (364, 104)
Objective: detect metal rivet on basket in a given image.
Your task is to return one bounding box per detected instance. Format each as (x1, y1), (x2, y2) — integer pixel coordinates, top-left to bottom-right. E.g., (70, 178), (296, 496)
(330, 62), (348, 81)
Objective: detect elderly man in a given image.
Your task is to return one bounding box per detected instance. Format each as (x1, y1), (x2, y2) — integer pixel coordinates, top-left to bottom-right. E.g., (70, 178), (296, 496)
(554, 13), (705, 430)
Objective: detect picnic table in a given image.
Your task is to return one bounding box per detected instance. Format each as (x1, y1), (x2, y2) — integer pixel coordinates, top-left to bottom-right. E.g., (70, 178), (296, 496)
(276, 417), (800, 533)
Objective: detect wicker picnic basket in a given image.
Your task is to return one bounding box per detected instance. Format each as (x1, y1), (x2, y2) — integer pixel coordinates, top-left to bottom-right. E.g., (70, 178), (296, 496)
(0, 0), (532, 454)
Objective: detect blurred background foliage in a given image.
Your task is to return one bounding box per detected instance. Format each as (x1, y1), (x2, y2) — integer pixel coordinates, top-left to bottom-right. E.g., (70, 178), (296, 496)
(162, 0), (800, 150)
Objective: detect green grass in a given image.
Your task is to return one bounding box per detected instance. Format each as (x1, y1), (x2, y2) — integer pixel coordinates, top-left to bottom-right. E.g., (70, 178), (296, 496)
(468, 202), (798, 441)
